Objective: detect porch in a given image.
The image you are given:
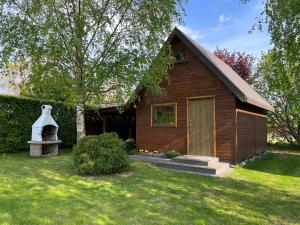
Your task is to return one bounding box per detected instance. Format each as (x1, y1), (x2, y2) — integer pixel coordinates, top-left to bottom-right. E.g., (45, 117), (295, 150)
(85, 106), (136, 140)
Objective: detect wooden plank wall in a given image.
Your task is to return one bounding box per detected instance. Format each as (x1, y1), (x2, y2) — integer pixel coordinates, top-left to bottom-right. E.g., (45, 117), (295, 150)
(254, 116), (267, 154)
(236, 110), (267, 162)
(136, 37), (236, 162)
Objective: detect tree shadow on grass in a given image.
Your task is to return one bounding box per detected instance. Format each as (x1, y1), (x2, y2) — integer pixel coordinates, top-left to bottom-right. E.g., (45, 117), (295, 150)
(242, 151), (300, 178)
(0, 152), (299, 225)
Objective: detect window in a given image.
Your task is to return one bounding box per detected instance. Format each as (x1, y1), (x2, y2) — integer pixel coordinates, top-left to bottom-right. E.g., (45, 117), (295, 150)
(174, 48), (186, 62)
(151, 103), (177, 127)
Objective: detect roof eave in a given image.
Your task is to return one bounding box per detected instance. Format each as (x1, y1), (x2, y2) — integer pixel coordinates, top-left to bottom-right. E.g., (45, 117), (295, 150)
(245, 97), (275, 112)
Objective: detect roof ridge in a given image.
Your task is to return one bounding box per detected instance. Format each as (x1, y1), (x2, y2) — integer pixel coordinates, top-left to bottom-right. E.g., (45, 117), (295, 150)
(171, 27), (274, 112)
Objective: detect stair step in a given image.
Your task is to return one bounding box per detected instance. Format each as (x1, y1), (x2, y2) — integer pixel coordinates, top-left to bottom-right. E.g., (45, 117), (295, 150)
(172, 155), (219, 167)
(152, 161), (217, 175)
(215, 162), (231, 177)
(130, 155), (231, 177)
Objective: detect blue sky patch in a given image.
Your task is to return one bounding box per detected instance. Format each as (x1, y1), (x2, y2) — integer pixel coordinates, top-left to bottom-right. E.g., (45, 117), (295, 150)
(180, 0), (271, 58)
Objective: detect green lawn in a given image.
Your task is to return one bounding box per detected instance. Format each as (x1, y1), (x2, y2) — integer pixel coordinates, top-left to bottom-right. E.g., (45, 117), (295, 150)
(0, 150), (299, 225)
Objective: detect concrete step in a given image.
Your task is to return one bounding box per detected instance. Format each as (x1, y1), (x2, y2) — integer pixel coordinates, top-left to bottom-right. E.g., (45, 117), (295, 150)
(171, 155), (219, 167)
(152, 161), (218, 175)
(130, 155), (232, 177)
(215, 162), (232, 177)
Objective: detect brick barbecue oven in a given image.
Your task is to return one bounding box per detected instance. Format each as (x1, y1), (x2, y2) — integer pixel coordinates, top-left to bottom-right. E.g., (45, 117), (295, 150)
(28, 105), (62, 157)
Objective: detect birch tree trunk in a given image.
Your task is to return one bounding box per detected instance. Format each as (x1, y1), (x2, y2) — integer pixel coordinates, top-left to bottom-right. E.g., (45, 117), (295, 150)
(74, 0), (86, 142)
(76, 101), (86, 141)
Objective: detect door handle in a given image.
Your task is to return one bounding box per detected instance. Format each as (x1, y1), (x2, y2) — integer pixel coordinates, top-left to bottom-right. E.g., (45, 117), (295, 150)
(189, 120), (192, 133)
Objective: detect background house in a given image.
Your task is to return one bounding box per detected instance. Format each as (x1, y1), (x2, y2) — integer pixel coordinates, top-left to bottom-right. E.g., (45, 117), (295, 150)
(0, 74), (20, 96)
(0, 62), (28, 96)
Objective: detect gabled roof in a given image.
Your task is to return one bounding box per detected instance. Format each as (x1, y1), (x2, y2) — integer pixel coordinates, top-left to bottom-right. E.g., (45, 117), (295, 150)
(168, 27), (274, 112)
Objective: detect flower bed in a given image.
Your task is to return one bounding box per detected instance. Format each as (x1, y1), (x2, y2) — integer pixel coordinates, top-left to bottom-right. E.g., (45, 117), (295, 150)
(138, 149), (181, 158)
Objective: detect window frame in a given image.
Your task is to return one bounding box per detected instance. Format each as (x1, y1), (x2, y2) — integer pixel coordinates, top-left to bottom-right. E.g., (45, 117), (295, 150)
(174, 48), (187, 63)
(151, 103), (178, 128)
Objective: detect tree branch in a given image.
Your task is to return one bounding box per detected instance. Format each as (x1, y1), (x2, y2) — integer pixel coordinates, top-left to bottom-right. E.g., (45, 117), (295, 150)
(10, 0), (75, 68)
(90, 0), (133, 72)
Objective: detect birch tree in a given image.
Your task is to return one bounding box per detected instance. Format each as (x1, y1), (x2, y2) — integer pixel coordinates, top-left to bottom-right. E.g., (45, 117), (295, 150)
(242, 0), (299, 145)
(0, 0), (184, 140)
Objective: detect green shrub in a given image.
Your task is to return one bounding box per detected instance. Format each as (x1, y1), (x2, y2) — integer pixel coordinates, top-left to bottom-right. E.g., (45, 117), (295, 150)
(73, 133), (129, 175)
(165, 150), (181, 158)
(0, 95), (76, 152)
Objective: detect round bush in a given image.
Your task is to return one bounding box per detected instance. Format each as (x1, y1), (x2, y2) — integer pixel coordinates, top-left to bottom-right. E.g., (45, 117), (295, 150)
(73, 132), (129, 175)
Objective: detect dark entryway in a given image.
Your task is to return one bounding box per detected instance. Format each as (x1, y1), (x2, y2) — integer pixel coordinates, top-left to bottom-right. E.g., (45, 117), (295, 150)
(85, 106), (136, 140)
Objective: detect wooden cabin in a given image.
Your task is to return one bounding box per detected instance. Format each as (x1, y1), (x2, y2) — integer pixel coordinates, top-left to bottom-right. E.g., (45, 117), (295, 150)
(135, 28), (274, 164)
(85, 28), (274, 164)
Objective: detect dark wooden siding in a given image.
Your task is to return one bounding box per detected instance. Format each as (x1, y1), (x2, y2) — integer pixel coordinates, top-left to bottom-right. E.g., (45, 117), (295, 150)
(236, 112), (256, 162)
(236, 110), (267, 162)
(136, 37), (236, 162)
(236, 99), (267, 115)
(255, 116), (267, 154)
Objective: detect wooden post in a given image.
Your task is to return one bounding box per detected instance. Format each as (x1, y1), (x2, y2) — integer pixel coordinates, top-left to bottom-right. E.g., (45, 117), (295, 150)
(102, 118), (106, 133)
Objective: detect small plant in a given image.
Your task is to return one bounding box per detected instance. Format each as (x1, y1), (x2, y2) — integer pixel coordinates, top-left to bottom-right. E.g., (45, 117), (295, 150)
(124, 138), (136, 153)
(127, 148), (138, 155)
(165, 150), (181, 158)
(73, 132), (129, 175)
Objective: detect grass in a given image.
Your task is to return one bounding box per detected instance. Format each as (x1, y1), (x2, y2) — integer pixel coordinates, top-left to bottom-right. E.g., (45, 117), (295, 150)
(0, 149), (299, 225)
(267, 142), (300, 150)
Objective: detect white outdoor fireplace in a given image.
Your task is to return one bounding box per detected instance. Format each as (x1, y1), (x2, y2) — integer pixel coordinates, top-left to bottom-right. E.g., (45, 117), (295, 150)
(28, 105), (62, 157)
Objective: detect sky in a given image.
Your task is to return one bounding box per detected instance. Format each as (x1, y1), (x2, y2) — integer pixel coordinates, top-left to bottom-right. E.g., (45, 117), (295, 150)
(179, 0), (271, 59)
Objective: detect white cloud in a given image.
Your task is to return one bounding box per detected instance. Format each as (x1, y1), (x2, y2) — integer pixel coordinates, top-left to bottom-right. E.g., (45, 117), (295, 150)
(212, 24), (222, 32)
(179, 1), (272, 59)
(178, 25), (207, 41)
(218, 14), (232, 23)
(202, 32), (271, 59)
(212, 14), (234, 32)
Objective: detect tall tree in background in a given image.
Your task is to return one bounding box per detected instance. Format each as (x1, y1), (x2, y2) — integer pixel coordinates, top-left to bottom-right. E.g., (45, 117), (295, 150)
(256, 51), (300, 146)
(214, 48), (255, 82)
(243, 0), (300, 145)
(0, 0), (185, 140)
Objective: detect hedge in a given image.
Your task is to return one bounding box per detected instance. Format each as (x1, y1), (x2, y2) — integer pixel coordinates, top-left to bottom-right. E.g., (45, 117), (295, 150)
(0, 95), (76, 153)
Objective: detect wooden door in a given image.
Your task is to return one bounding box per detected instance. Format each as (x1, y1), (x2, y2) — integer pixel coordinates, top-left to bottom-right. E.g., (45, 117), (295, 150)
(187, 97), (215, 156)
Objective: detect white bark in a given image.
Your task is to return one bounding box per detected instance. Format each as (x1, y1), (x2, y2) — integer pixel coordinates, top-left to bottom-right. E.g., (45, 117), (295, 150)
(76, 102), (86, 141)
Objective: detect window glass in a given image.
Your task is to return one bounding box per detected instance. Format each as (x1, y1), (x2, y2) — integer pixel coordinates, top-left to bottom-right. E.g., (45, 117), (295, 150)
(174, 49), (186, 61)
(152, 104), (176, 126)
